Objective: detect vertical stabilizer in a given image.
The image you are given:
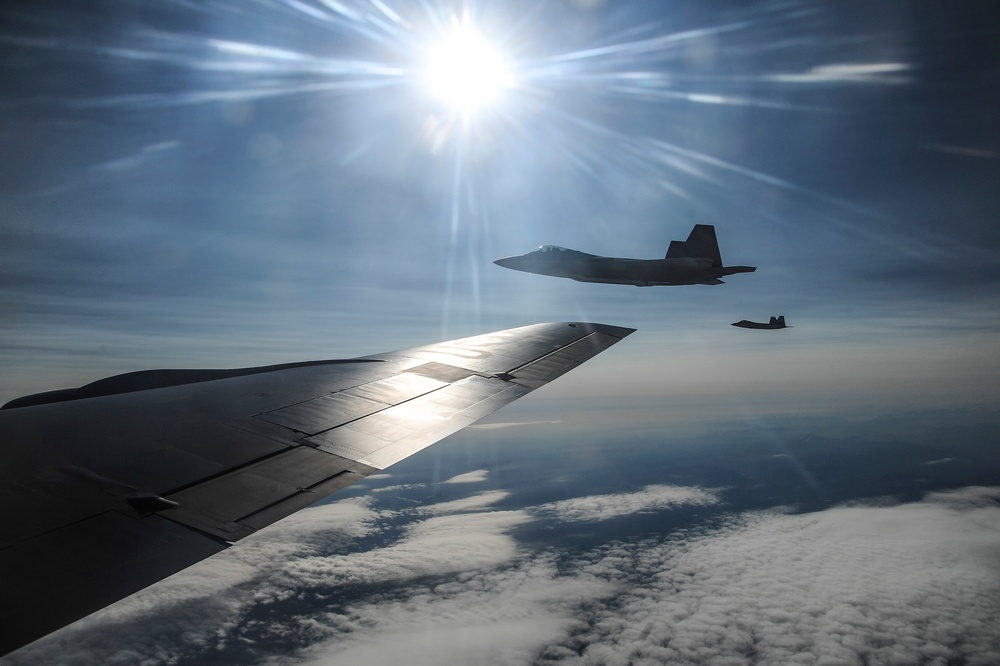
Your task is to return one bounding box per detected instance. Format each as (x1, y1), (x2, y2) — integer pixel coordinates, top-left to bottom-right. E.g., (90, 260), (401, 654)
(665, 224), (723, 267)
(776, 316), (786, 327)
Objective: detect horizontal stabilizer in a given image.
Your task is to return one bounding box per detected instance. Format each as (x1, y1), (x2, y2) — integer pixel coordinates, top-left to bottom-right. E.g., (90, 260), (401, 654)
(665, 224), (723, 267)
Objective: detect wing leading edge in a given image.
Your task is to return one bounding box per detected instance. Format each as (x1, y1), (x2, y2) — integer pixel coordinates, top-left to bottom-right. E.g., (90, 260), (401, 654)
(0, 322), (633, 656)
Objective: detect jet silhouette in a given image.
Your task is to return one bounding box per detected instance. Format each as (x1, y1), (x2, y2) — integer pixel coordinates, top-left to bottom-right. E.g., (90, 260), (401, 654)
(493, 224), (755, 286)
(732, 316), (789, 329)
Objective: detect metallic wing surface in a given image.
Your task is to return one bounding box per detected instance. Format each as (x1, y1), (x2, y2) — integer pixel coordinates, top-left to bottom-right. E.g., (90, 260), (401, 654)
(493, 224), (756, 286)
(0, 322), (633, 656)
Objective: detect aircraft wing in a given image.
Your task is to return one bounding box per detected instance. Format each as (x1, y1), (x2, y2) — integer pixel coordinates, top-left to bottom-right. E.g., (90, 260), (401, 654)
(0, 321), (634, 656)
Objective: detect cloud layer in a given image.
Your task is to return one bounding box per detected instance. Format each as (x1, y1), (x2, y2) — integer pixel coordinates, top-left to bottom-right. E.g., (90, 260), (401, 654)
(547, 488), (1000, 665)
(7, 486), (1000, 665)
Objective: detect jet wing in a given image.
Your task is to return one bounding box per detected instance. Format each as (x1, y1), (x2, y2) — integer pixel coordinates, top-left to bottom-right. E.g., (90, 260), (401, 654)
(0, 321), (633, 656)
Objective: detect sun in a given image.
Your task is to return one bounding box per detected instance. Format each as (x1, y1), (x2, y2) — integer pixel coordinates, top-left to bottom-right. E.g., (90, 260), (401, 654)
(421, 20), (514, 115)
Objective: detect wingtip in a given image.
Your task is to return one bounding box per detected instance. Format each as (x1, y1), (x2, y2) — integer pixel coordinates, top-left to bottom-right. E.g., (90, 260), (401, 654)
(566, 322), (637, 338)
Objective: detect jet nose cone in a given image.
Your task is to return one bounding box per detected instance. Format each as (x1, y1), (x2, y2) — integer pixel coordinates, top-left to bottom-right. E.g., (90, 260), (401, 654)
(493, 257), (514, 268)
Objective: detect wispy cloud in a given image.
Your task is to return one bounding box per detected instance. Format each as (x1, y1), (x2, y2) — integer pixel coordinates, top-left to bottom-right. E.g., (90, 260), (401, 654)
(766, 62), (911, 84)
(274, 510), (533, 592)
(922, 143), (1000, 160)
(443, 469), (490, 483)
(371, 483), (428, 493)
(416, 491), (510, 515)
(533, 484), (720, 522)
(86, 140), (179, 173)
(294, 558), (617, 666)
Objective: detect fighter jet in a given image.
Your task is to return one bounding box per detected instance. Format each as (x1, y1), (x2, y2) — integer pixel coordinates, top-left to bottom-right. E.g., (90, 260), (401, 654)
(732, 316), (789, 329)
(493, 224), (756, 286)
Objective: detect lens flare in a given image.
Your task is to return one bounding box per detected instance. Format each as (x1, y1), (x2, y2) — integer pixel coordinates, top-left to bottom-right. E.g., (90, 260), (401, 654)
(421, 22), (514, 115)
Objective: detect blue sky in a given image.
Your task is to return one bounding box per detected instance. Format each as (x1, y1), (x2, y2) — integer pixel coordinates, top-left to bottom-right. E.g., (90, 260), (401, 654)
(3, 4), (1000, 662)
(2, 0), (999, 414)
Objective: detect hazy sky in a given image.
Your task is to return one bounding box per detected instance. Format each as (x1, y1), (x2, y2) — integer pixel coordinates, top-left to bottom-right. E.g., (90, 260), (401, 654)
(3, 4), (1000, 663)
(1, 0), (998, 413)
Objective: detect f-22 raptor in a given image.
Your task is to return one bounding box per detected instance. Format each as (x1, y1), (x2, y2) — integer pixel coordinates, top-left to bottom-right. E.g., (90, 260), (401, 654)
(732, 316), (789, 329)
(493, 224), (755, 286)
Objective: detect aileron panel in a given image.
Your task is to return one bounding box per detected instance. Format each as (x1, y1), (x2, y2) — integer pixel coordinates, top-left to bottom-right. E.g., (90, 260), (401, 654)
(164, 446), (364, 539)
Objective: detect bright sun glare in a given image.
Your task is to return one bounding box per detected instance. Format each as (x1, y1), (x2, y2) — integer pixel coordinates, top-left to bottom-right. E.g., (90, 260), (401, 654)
(422, 21), (514, 115)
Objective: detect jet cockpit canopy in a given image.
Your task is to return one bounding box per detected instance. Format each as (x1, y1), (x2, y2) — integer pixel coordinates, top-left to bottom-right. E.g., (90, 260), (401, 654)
(536, 245), (569, 253)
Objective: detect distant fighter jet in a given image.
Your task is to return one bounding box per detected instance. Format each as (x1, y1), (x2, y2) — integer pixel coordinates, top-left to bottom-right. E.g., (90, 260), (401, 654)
(732, 316), (789, 329)
(493, 224), (756, 286)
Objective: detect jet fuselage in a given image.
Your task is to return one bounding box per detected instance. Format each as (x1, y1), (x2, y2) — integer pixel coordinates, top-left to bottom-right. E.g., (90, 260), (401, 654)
(732, 316), (789, 329)
(494, 248), (756, 286)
